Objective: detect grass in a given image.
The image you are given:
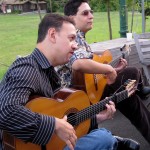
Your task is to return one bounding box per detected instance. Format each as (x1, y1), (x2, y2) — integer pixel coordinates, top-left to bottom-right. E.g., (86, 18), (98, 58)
(0, 11), (150, 80)
(0, 14), (40, 80)
(87, 11), (150, 43)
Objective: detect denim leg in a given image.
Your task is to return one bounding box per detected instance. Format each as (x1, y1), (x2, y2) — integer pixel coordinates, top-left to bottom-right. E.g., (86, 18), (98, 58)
(0, 141), (2, 150)
(64, 128), (118, 150)
(0, 130), (2, 150)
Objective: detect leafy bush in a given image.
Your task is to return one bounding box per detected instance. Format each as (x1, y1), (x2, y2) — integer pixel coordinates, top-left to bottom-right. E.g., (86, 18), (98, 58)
(11, 10), (22, 14)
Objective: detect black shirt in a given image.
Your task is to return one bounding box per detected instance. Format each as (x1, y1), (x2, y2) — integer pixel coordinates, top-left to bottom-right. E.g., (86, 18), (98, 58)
(0, 48), (61, 145)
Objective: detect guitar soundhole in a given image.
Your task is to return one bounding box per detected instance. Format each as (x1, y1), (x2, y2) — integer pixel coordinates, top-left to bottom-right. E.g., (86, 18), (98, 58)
(65, 108), (78, 127)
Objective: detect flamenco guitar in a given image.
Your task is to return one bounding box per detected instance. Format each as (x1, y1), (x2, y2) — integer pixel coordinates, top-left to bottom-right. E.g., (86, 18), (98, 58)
(72, 45), (131, 104)
(3, 79), (136, 150)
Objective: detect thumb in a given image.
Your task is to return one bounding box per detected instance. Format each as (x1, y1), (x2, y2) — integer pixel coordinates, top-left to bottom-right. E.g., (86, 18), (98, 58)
(63, 115), (68, 121)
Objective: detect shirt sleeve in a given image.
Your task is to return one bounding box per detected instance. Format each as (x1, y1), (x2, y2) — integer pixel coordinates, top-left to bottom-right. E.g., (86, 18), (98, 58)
(0, 59), (55, 145)
(69, 47), (93, 65)
(88, 115), (98, 132)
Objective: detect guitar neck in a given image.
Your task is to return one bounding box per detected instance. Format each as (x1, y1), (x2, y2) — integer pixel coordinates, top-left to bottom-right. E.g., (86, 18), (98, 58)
(110, 51), (128, 68)
(68, 89), (128, 126)
(110, 55), (121, 67)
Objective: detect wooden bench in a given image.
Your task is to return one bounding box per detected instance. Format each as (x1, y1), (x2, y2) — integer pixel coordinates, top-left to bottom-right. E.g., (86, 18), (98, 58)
(133, 32), (150, 85)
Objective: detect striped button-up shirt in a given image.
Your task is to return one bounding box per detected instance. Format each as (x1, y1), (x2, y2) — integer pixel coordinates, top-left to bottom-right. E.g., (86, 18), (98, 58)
(0, 48), (61, 145)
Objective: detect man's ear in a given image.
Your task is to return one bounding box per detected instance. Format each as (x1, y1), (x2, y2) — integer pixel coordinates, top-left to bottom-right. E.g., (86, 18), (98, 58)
(69, 15), (76, 25)
(69, 15), (75, 20)
(47, 28), (56, 43)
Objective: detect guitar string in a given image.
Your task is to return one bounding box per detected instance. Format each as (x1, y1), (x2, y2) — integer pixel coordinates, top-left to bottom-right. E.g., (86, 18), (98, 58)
(94, 56), (122, 82)
(110, 50), (129, 67)
(110, 55), (124, 67)
(68, 79), (135, 125)
(68, 91), (127, 126)
(96, 51), (128, 79)
(68, 81), (128, 124)
(67, 89), (128, 126)
(68, 50), (131, 125)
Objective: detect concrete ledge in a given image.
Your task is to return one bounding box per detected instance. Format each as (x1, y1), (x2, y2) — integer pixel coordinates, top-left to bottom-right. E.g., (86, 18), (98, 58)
(90, 38), (142, 70)
(90, 38), (135, 54)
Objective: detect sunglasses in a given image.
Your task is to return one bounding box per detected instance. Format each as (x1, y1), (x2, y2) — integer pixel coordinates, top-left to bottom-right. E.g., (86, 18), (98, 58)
(80, 10), (93, 16)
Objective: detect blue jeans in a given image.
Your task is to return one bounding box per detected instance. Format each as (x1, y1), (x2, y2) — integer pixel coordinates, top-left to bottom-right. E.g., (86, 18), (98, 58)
(0, 130), (2, 150)
(0, 141), (2, 150)
(64, 128), (118, 150)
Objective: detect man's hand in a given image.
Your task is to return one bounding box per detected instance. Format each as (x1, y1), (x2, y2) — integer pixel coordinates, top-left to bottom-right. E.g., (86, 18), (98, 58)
(55, 116), (77, 150)
(114, 58), (128, 73)
(96, 101), (116, 124)
(105, 69), (117, 85)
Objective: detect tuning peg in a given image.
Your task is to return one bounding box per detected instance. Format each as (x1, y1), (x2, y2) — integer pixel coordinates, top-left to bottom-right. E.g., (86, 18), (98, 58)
(124, 79), (131, 86)
(120, 44), (126, 51)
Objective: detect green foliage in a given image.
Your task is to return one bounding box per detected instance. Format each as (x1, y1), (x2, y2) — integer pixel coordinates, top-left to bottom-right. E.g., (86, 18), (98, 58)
(135, 0), (150, 17)
(89, 0), (101, 11)
(11, 10), (22, 14)
(45, 0), (119, 12)
(46, 0), (67, 12)
(89, 0), (119, 12)
(143, 1), (150, 17)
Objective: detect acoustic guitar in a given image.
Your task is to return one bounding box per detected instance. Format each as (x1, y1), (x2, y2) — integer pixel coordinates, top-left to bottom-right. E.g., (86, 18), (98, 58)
(72, 45), (131, 104)
(3, 79), (136, 150)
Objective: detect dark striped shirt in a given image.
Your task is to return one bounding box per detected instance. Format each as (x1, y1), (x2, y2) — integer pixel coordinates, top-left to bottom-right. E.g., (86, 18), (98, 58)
(0, 48), (61, 146)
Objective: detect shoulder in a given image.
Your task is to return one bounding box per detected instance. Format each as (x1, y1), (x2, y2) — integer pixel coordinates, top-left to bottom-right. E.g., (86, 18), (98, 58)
(12, 55), (36, 70)
(6, 55), (39, 81)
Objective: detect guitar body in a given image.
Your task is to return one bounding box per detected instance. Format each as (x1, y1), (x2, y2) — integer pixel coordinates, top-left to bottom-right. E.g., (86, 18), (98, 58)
(3, 88), (90, 150)
(72, 50), (112, 104)
(3, 79), (136, 150)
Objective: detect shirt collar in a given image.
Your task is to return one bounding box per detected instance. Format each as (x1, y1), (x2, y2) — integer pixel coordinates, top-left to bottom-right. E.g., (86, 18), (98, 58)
(32, 48), (52, 69)
(77, 29), (86, 38)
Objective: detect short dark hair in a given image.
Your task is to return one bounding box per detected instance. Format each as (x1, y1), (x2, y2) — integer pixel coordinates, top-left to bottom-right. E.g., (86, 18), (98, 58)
(64, 0), (89, 16)
(37, 13), (75, 43)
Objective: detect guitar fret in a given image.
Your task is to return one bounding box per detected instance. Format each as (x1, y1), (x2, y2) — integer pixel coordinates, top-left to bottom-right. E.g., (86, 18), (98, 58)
(68, 90), (128, 126)
(110, 51), (128, 67)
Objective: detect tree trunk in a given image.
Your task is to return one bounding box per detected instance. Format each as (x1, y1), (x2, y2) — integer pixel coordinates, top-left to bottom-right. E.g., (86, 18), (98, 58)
(106, 0), (112, 40)
(36, 0), (42, 20)
(49, 0), (52, 12)
(131, 0), (135, 33)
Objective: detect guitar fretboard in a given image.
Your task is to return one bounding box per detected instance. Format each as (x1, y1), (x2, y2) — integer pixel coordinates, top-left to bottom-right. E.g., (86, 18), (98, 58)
(67, 89), (128, 126)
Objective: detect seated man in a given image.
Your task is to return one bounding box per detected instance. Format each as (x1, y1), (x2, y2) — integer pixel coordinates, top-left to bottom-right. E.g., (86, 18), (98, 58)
(0, 13), (139, 150)
(57, 0), (150, 145)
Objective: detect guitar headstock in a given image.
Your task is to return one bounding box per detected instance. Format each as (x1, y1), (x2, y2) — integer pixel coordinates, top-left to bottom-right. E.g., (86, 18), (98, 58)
(120, 44), (131, 59)
(124, 79), (137, 97)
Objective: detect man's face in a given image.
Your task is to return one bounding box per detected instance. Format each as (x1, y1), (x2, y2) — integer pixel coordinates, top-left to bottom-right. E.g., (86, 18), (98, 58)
(55, 22), (77, 65)
(73, 2), (94, 33)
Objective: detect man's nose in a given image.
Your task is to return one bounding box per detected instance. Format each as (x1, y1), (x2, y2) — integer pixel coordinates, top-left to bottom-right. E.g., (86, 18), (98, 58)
(89, 13), (94, 19)
(72, 42), (78, 51)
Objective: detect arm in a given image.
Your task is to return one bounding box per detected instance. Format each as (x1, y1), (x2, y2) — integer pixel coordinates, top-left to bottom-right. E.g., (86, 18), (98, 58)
(114, 58), (128, 73)
(0, 60), (55, 145)
(72, 58), (117, 84)
(55, 116), (77, 150)
(0, 59), (77, 149)
(96, 101), (116, 124)
(89, 101), (116, 131)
